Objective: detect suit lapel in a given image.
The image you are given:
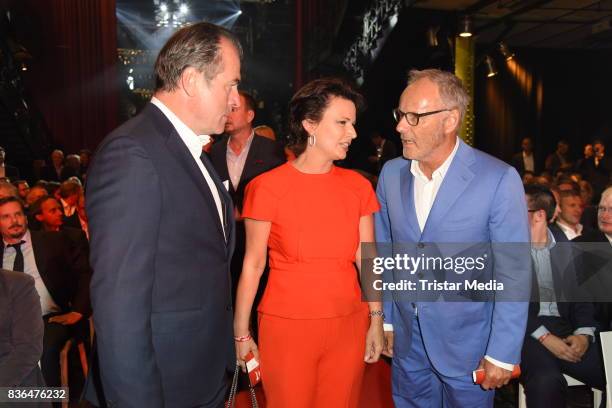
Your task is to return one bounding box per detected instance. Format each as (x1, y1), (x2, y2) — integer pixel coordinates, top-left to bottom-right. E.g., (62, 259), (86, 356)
(422, 141), (475, 238)
(399, 164), (421, 239)
(200, 152), (234, 246)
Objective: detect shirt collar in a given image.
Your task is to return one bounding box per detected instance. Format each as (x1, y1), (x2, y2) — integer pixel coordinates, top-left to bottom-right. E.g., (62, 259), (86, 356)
(227, 131), (255, 157)
(556, 220), (583, 236)
(605, 233), (612, 244)
(151, 97), (211, 157)
(3, 229), (30, 248)
(533, 228), (556, 252)
(410, 136), (460, 182)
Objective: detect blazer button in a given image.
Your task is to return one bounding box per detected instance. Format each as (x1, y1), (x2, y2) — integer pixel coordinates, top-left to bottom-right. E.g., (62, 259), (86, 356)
(226, 305), (232, 311)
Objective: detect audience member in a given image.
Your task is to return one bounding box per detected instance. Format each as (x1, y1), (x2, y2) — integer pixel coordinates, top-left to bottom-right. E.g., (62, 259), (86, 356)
(60, 154), (81, 182)
(575, 143), (594, 176)
(550, 190), (589, 240)
(545, 140), (573, 177)
(521, 184), (605, 408)
(57, 180), (83, 230)
(0, 181), (18, 199)
(13, 180), (30, 201)
(0, 146), (20, 181)
(0, 196), (91, 392)
(253, 124), (276, 141)
(25, 185), (48, 208)
(511, 137), (538, 175)
(41, 150), (64, 182)
(367, 130), (397, 175)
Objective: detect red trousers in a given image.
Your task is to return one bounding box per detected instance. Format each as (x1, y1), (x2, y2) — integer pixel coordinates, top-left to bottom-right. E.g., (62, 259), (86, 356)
(258, 310), (369, 408)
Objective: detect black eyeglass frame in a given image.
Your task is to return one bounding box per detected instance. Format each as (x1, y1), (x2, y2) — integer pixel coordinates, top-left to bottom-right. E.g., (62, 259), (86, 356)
(392, 108), (453, 126)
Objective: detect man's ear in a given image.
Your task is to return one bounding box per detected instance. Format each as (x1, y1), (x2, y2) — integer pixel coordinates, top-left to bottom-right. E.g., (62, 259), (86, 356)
(35, 213), (43, 222)
(443, 109), (460, 134)
(246, 109), (255, 124)
(180, 67), (199, 97)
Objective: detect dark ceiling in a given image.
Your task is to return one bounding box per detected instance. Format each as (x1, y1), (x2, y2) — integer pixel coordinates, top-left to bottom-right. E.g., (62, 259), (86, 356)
(413, 0), (612, 49)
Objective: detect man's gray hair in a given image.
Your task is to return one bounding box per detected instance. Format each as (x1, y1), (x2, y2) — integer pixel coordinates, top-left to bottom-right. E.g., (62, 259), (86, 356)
(154, 22), (242, 92)
(407, 69), (469, 123)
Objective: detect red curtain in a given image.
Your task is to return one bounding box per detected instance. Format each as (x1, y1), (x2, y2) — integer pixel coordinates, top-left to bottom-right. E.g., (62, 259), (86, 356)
(15, 0), (119, 152)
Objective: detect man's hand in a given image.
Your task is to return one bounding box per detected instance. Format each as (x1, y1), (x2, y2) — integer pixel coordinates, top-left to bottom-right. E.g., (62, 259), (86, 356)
(48, 311), (83, 325)
(563, 335), (589, 359)
(382, 331), (394, 357)
(478, 359), (513, 390)
(541, 334), (581, 362)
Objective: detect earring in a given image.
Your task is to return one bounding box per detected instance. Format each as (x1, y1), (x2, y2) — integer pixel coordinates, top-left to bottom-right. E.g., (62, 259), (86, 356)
(308, 134), (316, 146)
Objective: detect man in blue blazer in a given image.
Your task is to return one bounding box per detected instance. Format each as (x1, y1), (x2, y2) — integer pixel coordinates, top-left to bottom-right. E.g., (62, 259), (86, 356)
(375, 69), (531, 407)
(85, 23), (240, 408)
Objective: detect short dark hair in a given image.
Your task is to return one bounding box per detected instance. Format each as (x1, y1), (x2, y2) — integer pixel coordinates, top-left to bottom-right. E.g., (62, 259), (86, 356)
(58, 180), (82, 198)
(30, 196), (59, 216)
(559, 189), (581, 201)
(154, 22), (242, 92)
(287, 77), (364, 157)
(525, 184), (557, 223)
(0, 195), (25, 212)
(239, 90), (256, 112)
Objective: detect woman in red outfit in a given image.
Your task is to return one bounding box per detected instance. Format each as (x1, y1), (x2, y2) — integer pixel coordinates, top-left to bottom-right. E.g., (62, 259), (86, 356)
(233, 78), (384, 407)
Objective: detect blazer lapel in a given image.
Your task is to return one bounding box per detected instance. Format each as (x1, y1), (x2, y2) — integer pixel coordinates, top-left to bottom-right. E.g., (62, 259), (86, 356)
(422, 141), (475, 238)
(200, 152), (235, 246)
(399, 164), (421, 239)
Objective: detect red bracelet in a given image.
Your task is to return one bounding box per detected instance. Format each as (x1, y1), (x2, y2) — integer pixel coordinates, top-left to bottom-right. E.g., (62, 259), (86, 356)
(538, 333), (550, 343)
(234, 333), (252, 342)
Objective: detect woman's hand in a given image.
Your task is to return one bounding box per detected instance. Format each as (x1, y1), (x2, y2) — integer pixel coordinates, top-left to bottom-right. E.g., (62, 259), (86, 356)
(236, 338), (260, 373)
(364, 317), (384, 363)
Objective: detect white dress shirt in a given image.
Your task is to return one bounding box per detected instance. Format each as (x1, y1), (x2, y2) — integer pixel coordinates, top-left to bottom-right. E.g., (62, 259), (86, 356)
(151, 97), (225, 238)
(60, 198), (76, 217)
(411, 137), (460, 232)
(227, 131), (254, 190)
(555, 220), (583, 241)
(523, 152), (535, 173)
(3, 230), (60, 316)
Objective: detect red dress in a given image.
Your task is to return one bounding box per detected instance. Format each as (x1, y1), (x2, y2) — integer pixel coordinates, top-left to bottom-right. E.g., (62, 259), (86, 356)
(242, 162), (380, 407)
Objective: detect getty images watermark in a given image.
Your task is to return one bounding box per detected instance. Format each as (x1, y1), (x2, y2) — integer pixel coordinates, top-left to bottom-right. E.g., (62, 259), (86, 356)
(360, 242), (612, 302)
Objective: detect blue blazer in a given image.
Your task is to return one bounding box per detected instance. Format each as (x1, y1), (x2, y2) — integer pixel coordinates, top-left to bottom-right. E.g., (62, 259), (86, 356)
(375, 139), (531, 377)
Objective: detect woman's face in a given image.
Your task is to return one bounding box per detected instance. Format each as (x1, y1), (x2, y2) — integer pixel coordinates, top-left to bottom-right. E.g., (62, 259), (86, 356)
(305, 96), (357, 161)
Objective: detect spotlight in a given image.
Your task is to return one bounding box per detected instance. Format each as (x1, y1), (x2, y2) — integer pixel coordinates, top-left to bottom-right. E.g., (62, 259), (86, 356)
(160, 3), (168, 12)
(238, 10), (242, 15)
(179, 3), (188, 14)
(20, 62), (27, 71)
(485, 56), (497, 78)
(459, 15), (473, 38)
(499, 42), (515, 60)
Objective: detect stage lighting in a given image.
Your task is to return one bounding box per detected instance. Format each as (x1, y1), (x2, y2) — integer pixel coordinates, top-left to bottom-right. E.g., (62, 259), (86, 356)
(485, 56), (497, 78)
(160, 3), (168, 12)
(499, 42), (515, 61)
(459, 15), (472, 38)
(179, 3), (188, 14)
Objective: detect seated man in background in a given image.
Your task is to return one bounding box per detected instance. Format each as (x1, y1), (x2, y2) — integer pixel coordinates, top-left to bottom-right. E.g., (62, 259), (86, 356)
(57, 180), (83, 230)
(0, 196), (91, 392)
(573, 186), (612, 331)
(550, 190), (589, 241)
(521, 184), (605, 408)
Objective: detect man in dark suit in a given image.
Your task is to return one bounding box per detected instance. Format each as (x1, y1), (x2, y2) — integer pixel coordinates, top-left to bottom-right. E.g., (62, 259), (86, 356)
(210, 90), (284, 337)
(521, 185), (605, 408)
(573, 186), (612, 331)
(210, 90), (285, 216)
(85, 22), (241, 408)
(511, 137), (538, 176)
(0, 196), (91, 392)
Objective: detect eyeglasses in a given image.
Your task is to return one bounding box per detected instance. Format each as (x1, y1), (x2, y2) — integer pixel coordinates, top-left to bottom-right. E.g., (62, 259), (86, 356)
(392, 108), (453, 126)
(598, 206), (612, 213)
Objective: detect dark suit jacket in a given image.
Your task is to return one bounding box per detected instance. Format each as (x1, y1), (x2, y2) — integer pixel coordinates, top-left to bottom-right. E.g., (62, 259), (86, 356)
(85, 103), (235, 408)
(0, 231), (91, 317)
(573, 230), (612, 330)
(0, 269), (46, 387)
(511, 152), (539, 175)
(526, 231), (596, 337)
(210, 133), (285, 213)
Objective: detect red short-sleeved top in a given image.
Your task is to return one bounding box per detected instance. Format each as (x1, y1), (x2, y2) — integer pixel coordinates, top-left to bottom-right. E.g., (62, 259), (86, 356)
(242, 162), (380, 319)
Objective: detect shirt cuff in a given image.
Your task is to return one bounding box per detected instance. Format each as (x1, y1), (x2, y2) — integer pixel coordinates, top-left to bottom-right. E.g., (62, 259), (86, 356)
(383, 323), (394, 332)
(574, 327), (596, 340)
(484, 355), (514, 371)
(531, 325), (550, 341)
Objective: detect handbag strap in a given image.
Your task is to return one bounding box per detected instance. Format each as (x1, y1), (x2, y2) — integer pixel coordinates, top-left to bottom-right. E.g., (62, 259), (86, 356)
(226, 362), (259, 408)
